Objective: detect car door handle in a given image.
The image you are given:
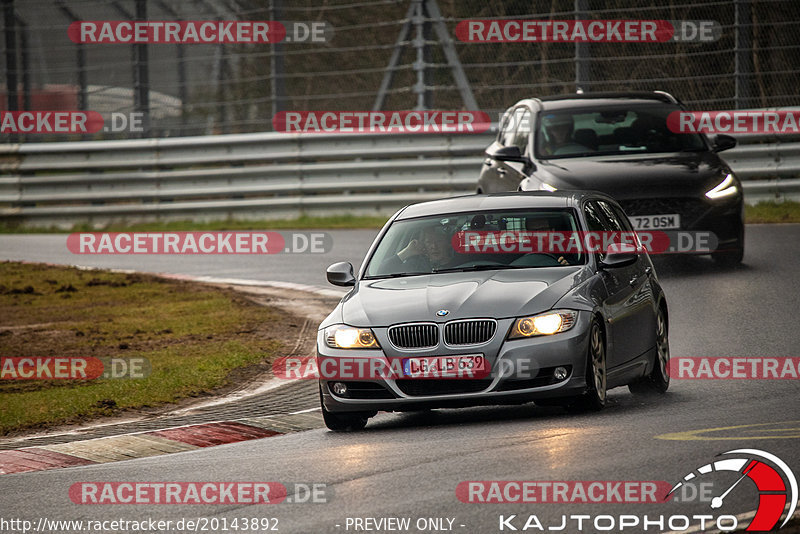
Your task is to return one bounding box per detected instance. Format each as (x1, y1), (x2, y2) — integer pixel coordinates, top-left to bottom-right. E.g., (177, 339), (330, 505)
(629, 275), (640, 287)
(497, 168), (506, 175)
(484, 158), (493, 166)
(645, 266), (652, 276)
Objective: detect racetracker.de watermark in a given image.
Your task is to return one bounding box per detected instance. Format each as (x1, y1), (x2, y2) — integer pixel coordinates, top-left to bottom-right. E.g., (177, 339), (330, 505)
(668, 110), (800, 135)
(456, 481), (674, 503)
(455, 20), (720, 43)
(68, 20), (333, 44)
(67, 232), (331, 254)
(1, 111), (145, 134)
(68, 481), (330, 505)
(668, 357), (800, 379)
(274, 355), (507, 380)
(70, 482), (284, 505)
(452, 231), (718, 255)
(0, 357), (150, 380)
(272, 111), (491, 134)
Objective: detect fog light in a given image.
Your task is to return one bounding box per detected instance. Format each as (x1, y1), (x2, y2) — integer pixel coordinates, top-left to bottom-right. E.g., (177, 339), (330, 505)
(331, 382), (348, 395)
(554, 367), (568, 380)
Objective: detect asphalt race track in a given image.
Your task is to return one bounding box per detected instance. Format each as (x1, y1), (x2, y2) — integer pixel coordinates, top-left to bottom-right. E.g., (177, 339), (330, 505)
(1, 224), (799, 533)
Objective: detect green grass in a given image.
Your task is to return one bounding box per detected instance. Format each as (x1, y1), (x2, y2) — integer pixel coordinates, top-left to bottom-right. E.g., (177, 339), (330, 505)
(0, 262), (294, 434)
(0, 214), (388, 233)
(744, 200), (800, 223)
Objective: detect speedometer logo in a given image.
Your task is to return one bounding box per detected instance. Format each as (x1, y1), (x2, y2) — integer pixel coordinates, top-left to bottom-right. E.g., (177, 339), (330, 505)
(668, 449), (798, 531)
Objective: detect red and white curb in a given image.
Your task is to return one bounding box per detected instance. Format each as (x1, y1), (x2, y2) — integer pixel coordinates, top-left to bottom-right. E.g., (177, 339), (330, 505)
(0, 410), (322, 476)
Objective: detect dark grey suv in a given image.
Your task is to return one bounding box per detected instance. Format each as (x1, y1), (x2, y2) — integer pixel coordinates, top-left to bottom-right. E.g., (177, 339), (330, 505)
(477, 92), (744, 265)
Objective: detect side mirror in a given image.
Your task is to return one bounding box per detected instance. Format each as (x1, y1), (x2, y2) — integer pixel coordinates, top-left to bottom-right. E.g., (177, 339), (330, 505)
(598, 243), (638, 269)
(326, 262), (356, 287)
(711, 134), (737, 153)
(489, 145), (536, 170)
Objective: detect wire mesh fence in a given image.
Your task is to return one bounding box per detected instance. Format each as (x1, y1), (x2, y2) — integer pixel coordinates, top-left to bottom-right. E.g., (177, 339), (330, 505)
(1, 0), (799, 141)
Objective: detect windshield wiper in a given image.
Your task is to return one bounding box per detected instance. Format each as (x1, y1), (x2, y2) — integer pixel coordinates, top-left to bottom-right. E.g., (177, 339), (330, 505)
(432, 264), (517, 274)
(363, 272), (430, 280)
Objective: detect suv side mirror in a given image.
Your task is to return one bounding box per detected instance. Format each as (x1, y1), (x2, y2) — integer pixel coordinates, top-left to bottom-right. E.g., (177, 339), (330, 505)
(326, 262), (356, 286)
(711, 134), (737, 153)
(490, 145), (536, 170)
(598, 243), (638, 269)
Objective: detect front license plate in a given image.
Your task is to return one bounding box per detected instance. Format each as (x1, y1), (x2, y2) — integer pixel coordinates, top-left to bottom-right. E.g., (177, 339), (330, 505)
(632, 214), (680, 230)
(402, 354), (487, 378)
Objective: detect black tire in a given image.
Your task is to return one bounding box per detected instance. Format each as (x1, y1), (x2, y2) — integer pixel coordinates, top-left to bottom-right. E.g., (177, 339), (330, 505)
(629, 305), (670, 395)
(713, 247), (744, 267)
(566, 318), (607, 412)
(319, 387), (371, 432)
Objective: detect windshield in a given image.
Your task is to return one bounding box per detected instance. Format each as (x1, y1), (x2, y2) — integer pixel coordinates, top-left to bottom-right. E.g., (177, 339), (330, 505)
(535, 104), (706, 159)
(364, 209), (585, 279)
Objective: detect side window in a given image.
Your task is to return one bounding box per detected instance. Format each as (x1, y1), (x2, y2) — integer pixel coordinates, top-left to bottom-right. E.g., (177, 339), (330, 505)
(512, 109), (531, 154)
(608, 203), (635, 233)
(501, 108), (523, 146)
(497, 110), (512, 144)
(584, 201), (609, 232)
(596, 201), (624, 232)
(584, 201), (617, 260)
(501, 107), (529, 148)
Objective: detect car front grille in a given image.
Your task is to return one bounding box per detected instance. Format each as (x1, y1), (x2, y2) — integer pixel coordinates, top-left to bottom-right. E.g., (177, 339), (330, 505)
(395, 379), (492, 396)
(618, 198), (710, 227)
(444, 320), (497, 346)
(388, 323), (438, 349)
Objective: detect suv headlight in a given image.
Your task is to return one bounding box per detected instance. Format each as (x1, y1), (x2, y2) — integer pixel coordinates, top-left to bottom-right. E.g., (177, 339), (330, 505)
(324, 325), (380, 349)
(705, 173), (738, 200)
(508, 310), (578, 339)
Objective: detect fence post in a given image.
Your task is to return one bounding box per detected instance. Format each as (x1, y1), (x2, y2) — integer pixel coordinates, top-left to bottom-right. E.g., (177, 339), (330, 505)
(134, 0), (150, 136)
(269, 0), (286, 122)
(574, 0), (590, 92)
(3, 0), (19, 143)
(735, 0), (753, 109)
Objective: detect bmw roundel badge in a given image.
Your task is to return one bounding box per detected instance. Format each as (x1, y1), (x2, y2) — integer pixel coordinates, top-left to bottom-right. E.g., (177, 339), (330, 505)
(436, 310), (449, 316)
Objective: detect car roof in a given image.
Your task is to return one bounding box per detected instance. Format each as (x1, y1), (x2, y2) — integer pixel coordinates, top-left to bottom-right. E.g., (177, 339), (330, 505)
(509, 91), (680, 113)
(395, 191), (615, 220)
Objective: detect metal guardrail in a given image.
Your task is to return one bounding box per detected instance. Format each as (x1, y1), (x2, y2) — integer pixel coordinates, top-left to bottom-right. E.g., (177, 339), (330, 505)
(0, 131), (799, 227)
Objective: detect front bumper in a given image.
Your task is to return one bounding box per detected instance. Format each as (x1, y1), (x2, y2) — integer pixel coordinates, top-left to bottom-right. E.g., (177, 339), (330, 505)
(619, 195), (744, 252)
(318, 311), (592, 413)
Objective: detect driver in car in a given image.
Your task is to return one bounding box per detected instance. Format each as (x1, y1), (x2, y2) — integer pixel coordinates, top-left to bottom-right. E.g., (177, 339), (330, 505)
(539, 114), (591, 156)
(395, 225), (459, 271)
(525, 217), (571, 265)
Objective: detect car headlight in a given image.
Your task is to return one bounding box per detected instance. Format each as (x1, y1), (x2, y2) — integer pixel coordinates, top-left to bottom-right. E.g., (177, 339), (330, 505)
(324, 325), (380, 349)
(508, 310), (578, 339)
(705, 173), (738, 200)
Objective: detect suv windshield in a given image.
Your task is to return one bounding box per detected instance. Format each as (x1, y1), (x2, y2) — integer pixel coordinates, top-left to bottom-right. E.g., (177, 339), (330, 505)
(535, 104), (706, 159)
(364, 209), (585, 279)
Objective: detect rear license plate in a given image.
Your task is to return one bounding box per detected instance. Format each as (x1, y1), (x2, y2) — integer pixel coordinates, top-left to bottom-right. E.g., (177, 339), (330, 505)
(402, 354), (487, 378)
(631, 214), (680, 230)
